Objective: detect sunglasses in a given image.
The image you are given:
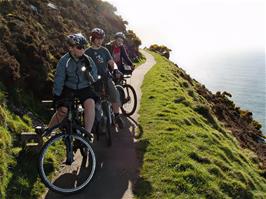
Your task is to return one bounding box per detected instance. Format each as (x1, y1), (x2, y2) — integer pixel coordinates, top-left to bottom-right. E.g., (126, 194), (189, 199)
(75, 45), (85, 50)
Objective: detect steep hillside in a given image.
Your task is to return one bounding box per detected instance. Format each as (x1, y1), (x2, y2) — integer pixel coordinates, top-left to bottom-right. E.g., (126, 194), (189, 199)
(0, 90), (35, 199)
(135, 52), (266, 198)
(0, 0), (142, 198)
(0, 0), (141, 101)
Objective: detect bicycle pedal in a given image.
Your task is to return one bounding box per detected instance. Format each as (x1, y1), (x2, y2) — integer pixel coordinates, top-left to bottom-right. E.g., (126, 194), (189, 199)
(35, 126), (44, 135)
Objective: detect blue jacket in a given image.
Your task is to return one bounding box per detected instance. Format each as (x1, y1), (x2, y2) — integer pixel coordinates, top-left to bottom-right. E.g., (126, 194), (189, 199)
(53, 53), (97, 96)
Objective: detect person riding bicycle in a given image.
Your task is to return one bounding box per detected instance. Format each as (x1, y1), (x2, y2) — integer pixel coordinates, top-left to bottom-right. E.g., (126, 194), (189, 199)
(106, 32), (135, 74)
(85, 28), (124, 129)
(48, 33), (98, 136)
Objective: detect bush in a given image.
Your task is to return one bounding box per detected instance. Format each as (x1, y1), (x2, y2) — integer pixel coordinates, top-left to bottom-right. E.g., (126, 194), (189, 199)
(182, 81), (189, 88)
(149, 44), (171, 59)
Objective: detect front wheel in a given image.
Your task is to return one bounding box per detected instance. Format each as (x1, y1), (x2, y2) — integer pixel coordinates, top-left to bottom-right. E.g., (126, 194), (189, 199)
(38, 133), (96, 194)
(117, 84), (137, 116)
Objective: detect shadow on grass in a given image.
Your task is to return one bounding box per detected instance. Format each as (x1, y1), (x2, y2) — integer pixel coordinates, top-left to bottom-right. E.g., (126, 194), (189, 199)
(126, 116), (144, 139)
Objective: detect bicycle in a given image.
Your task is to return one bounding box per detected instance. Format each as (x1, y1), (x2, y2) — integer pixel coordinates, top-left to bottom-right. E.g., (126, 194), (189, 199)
(94, 75), (113, 146)
(114, 67), (137, 116)
(38, 98), (96, 194)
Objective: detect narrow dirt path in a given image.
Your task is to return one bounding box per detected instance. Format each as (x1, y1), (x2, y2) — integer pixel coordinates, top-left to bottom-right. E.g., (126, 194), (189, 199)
(43, 50), (155, 199)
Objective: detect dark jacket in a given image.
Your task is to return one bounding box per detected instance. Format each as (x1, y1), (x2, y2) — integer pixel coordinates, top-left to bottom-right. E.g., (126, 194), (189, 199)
(106, 42), (133, 67)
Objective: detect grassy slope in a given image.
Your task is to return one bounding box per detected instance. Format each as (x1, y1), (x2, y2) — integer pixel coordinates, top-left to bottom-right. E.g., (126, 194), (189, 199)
(0, 91), (48, 199)
(135, 52), (266, 199)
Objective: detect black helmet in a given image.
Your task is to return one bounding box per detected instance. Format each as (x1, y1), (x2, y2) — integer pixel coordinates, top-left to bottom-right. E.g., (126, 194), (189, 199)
(67, 33), (88, 46)
(91, 28), (105, 40)
(114, 32), (126, 40)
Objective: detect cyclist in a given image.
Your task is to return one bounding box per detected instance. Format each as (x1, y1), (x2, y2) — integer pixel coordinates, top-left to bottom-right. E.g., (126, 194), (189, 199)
(85, 28), (124, 128)
(48, 33), (98, 136)
(106, 32), (135, 74)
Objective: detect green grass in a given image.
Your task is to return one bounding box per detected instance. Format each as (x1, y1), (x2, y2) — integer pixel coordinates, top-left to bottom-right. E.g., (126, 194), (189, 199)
(0, 90), (59, 199)
(134, 52), (266, 198)
(0, 95), (37, 199)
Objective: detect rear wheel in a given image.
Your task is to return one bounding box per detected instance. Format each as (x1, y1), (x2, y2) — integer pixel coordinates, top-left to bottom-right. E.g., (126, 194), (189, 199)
(38, 133), (96, 194)
(117, 84), (137, 116)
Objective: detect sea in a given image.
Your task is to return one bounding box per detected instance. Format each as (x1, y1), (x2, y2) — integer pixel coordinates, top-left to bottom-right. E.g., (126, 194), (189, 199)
(172, 50), (265, 133)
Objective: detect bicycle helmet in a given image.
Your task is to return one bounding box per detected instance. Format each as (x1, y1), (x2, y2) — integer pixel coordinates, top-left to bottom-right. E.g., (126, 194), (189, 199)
(67, 33), (88, 46)
(114, 32), (126, 40)
(91, 28), (105, 40)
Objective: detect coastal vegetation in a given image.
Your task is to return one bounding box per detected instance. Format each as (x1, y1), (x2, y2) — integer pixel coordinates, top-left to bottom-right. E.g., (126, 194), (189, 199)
(135, 52), (266, 198)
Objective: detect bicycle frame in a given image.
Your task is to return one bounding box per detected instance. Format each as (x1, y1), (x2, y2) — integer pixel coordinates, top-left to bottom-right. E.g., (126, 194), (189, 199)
(42, 99), (93, 164)
(43, 100), (91, 136)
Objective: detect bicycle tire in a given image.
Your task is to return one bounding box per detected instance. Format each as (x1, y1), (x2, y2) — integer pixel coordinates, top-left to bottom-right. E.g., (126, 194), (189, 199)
(119, 84), (137, 116)
(38, 133), (96, 194)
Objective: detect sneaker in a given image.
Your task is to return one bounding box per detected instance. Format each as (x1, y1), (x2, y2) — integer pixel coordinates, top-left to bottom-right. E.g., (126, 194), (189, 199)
(115, 114), (124, 129)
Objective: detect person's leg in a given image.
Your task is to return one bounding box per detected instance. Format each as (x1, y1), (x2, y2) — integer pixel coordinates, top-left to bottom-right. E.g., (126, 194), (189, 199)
(79, 87), (98, 134)
(48, 106), (68, 128)
(107, 78), (121, 114)
(48, 87), (73, 129)
(83, 98), (95, 133)
(106, 78), (124, 128)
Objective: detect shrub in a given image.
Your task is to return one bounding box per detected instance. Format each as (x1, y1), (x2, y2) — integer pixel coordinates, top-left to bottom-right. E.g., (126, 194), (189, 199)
(149, 44), (171, 59)
(182, 81), (189, 88)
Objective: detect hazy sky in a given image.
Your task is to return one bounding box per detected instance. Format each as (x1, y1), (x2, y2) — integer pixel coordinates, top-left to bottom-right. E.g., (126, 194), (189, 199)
(105, 0), (265, 65)
(105, 0), (265, 131)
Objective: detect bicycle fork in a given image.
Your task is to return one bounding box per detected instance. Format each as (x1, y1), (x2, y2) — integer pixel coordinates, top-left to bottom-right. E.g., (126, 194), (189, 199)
(65, 117), (75, 165)
(64, 135), (74, 165)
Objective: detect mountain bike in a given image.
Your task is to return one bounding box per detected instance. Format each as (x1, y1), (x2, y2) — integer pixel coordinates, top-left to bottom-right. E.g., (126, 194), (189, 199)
(114, 70), (137, 116)
(38, 99), (96, 194)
